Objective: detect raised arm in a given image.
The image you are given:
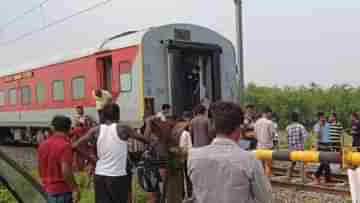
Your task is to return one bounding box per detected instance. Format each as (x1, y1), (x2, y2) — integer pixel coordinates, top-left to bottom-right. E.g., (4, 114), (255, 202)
(118, 125), (150, 144)
(72, 126), (99, 149)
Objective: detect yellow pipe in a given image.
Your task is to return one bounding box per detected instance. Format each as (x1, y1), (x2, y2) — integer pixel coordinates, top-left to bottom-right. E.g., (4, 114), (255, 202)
(345, 151), (360, 166)
(254, 150), (273, 161)
(254, 150), (360, 167)
(254, 149), (360, 168)
(290, 151), (320, 163)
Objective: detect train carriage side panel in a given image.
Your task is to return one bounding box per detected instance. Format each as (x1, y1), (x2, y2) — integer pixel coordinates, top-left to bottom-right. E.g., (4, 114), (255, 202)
(0, 56), (99, 127)
(20, 56), (99, 125)
(0, 79), (20, 125)
(100, 31), (146, 126)
(110, 46), (143, 126)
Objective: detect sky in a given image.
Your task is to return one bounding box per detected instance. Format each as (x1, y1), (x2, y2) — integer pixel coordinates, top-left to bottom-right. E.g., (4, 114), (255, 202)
(1, 0), (360, 87)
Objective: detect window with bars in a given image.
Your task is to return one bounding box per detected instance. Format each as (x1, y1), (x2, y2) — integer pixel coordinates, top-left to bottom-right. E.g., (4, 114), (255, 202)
(36, 83), (46, 104)
(53, 80), (64, 101)
(21, 86), (32, 105)
(8, 88), (17, 105)
(72, 77), (85, 100)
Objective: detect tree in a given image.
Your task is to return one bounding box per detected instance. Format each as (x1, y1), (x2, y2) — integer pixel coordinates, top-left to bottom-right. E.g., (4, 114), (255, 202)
(243, 83), (360, 129)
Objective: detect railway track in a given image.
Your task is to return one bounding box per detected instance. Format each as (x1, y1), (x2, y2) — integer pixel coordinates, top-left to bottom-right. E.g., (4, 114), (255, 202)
(271, 179), (350, 196)
(271, 165), (350, 196)
(272, 166), (348, 181)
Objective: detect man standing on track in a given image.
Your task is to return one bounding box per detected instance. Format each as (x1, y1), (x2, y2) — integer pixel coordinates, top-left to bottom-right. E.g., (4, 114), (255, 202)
(73, 103), (149, 203)
(313, 112), (331, 184)
(38, 116), (80, 203)
(188, 101), (272, 203)
(286, 112), (309, 180)
(328, 112), (344, 151)
(92, 89), (112, 124)
(254, 107), (275, 177)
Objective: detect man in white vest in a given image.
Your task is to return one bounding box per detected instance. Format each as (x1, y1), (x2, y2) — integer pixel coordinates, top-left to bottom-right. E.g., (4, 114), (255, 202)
(73, 103), (149, 203)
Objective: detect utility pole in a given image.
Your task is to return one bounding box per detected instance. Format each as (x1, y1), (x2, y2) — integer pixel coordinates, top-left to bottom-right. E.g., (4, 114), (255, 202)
(234, 0), (245, 105)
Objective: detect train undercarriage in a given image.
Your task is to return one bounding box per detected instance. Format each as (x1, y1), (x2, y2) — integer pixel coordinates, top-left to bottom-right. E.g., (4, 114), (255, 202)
(0, 127), (49, 146)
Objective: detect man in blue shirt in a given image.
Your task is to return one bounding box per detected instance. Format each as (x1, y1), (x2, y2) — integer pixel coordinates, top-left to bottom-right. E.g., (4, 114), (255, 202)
(312, 112), (332, 184)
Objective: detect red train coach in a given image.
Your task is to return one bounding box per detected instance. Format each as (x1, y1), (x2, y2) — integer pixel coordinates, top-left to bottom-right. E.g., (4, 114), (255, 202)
(0, 24), (238, 143)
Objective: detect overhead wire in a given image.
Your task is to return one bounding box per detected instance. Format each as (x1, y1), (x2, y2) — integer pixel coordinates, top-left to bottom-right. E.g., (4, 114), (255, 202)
(0, 0), (112, 47)
(0, 0), (51, 32)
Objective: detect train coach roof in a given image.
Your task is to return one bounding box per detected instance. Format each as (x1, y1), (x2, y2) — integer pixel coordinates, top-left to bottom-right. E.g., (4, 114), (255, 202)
(1, 23), (233, 77)
(0, 29), (148, 77)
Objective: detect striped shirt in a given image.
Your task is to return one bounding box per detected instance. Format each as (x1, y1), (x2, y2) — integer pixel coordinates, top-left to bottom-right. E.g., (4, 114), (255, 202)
(328, 122), (343, 145)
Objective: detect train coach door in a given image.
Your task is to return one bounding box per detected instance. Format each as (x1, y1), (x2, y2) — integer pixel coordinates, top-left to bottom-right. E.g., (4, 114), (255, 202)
(192, 53), (222, 106)
(166, 40), (222, 116)
(97, 56), (113, 92)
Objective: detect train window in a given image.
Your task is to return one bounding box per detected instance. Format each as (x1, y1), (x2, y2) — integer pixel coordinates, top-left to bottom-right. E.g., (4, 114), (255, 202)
(8, 88), (17, 105)
(53, 80), (64, 101)
(21, 86), (32, 105)
(72, 77), (85, 100)
(36, 83), (46, 104)
(119, 62), (132, 92)
(0, 91), (4, 106)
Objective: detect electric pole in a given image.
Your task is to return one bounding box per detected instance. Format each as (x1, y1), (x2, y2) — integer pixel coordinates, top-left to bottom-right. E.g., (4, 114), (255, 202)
(234, 0), (245, 105)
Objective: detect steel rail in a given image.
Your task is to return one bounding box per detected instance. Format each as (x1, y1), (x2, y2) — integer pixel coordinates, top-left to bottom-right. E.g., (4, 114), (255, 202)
(271, 179), (350, 196)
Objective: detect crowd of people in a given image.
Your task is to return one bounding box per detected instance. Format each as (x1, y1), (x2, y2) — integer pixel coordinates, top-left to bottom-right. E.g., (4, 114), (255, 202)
(36, 87), (360, 203)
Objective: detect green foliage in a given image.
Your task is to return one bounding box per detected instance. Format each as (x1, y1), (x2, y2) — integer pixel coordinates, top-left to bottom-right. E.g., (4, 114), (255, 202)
(244, 83), (360, 128)
(0, 171), (149, 203)
(0, 185), (17, 203)
(133, 177), (148, 203)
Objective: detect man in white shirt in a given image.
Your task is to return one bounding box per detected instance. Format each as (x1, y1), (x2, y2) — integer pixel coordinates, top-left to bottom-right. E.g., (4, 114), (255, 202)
(254, 107), (275, 177)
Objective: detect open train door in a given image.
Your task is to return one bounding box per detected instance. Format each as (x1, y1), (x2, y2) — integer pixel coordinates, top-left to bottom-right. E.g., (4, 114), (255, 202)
(166, 40), (222, 116)
(0, 149), (47, 203)
(96, 56), (113, 92)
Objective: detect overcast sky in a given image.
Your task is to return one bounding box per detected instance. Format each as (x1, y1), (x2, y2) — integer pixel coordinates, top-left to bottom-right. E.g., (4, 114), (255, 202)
(1, 0), (360, 87)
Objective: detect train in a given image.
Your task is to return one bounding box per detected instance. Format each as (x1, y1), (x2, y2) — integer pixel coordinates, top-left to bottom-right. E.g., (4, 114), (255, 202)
(0, 23), (238, 144)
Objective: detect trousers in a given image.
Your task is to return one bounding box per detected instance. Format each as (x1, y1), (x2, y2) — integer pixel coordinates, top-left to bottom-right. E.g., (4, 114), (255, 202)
(94, 175), (130, 203)
(315, 162), (331, 181)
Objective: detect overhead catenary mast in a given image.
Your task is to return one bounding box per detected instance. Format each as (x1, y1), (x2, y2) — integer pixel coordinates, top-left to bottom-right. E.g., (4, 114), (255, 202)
(234, 0), (245, 105)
